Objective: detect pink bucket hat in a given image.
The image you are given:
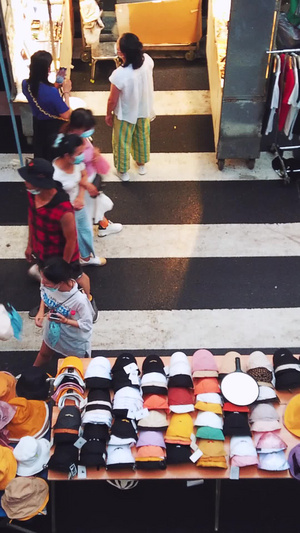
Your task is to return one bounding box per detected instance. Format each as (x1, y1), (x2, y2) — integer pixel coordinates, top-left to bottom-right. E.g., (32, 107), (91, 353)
(256, 432), (287, 453)
(192, 350), (218, 378)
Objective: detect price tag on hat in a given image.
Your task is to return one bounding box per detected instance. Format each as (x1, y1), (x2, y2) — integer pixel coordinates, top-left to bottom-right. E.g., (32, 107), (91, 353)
(77, 465), (87, 479)
(189, 448), (203, 463)
(73, 437), (87, 449)
(230, 465), (240, 480)
(135, 408), (149, 420)
(124, 363), (138, 375)
(129, 372), (140, 385)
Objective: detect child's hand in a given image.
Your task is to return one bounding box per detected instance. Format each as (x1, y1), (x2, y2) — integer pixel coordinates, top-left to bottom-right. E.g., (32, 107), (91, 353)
(86, 183), (99, 198)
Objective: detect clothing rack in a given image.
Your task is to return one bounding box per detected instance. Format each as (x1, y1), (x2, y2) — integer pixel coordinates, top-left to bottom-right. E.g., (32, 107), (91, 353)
(265, 49), (300, 184)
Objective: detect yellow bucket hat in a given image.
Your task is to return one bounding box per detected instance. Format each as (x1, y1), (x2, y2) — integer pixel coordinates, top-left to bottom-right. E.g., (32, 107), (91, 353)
(0, 371), (16, 402)
(165, 413), (194, 440)
(284, 394), (300, 437)
(7, 398), (49, 442)
(0, 446), (17, 490)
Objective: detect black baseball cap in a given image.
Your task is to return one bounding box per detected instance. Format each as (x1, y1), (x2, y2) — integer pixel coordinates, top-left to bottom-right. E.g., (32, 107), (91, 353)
(18, 158), (56, 189)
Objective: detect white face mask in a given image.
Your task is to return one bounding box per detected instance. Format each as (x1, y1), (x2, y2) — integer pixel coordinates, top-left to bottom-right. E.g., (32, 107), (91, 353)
(27, 188), (41, 195)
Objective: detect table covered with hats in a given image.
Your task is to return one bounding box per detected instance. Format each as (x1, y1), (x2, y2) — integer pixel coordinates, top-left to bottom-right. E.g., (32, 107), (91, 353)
(2, 350), (300, 531)
(46, 351), (300, 481)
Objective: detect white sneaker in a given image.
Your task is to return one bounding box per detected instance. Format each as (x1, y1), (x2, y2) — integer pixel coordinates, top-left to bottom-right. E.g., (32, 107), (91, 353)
(137, 165), (146, 175)
(98, 221), (123, 237)
(80, 256), (107, 266)
(117, 171), (130, 182)
(28, 264), (41, 282)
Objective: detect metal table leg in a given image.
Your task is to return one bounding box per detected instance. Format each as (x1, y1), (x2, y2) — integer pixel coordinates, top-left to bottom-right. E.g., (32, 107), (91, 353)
(214, 479), (221, 532)
(50, 481), (56, 533)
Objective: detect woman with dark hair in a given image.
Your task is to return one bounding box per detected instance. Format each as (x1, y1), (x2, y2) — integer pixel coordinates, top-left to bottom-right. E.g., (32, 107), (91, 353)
(64, 108), (122, 237)
(34, 257), (93, 366)
(105, 33), (155, 182)
(52, 133), (106, 266)
(22, 50), (72, 160)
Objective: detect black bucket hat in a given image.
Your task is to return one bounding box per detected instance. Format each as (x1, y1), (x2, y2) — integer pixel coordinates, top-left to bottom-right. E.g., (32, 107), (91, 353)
(166, 443), (191, 464)
(110, 418), (138, 441)
(223, 412), (251, 437)
(16, 367), (50, 401)
(142, 355), (165, 375)
(53, 405), (81, 444)
(48, 443), (78, 473)
(273, 348), (300, 390)
(18, 158), (56, 189)
(80, 425), (107, 468)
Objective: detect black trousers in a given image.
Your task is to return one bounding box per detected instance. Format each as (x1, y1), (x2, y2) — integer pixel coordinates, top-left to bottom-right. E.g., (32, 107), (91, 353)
(33, 117), (64, 161)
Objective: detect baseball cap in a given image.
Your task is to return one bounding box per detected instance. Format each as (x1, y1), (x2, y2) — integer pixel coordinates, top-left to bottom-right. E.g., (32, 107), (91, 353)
(54, 357), (85, 388)
(1, 477), (49, 520)
(16, 367), (50, 401)
(18, 158), (56, 189)
(13, 436), (50, 476)
(196, 393), (223, 404)
(0, 446), (17, 490)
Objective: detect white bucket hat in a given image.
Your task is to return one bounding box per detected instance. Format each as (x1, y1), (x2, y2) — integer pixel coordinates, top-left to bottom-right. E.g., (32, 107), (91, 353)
(84, 356), (112, 381)
(194, 411), (223, 429)
(0, 305), (13, 341)
(169, 352), (192, 377)
(13, 436), (50, 476)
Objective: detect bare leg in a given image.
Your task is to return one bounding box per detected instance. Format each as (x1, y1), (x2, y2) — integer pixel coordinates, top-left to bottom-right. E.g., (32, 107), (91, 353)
(34, 341), (57, 367)
(77, 272), (91, 298)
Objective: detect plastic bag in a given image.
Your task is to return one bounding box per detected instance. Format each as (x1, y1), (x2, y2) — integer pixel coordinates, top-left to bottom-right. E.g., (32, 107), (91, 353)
(276, 13), (300, 49)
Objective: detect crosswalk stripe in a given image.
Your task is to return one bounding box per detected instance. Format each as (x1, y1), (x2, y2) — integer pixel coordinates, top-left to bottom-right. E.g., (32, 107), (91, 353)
(0, 152), (277, 182)
(70, 90), (212, 116)
(3, 308), (300, 351)
(2, 223), (300, 259)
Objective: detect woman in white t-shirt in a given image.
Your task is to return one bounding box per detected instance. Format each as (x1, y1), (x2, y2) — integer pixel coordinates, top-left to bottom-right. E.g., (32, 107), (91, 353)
(105, 33), (155, 182)
(52, 133), (106, 266)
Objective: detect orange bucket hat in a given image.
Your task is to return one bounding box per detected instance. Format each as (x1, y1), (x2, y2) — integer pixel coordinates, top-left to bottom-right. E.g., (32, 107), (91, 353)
(0, 446), (17, 490)
(7, 398), (49, 442)
(194, 378), (221, 395)
(0, 371), (16, 402)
